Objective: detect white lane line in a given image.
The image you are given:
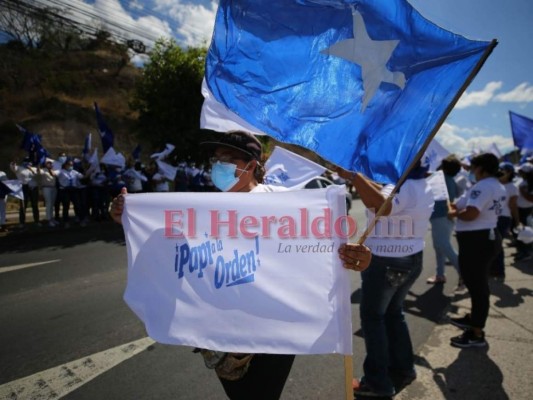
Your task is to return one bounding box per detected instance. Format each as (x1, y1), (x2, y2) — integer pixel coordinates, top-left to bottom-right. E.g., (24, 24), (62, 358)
(0, 260), (61, 274)
(0, 337), (156, 400)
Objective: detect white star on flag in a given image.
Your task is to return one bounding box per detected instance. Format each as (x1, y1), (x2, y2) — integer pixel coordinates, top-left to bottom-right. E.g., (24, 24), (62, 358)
(321, 10), (406, 111)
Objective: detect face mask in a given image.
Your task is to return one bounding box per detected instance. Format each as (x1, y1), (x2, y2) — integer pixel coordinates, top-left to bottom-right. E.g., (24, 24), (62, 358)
(211, 161), (248, 192)
(58, 156), (67, 164)
(468, 172), (477, 184)
(66, 166), (74, 172)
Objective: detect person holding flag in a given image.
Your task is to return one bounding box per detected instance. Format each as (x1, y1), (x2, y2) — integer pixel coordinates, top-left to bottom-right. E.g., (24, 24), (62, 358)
(338, 161), (434, 397)
(110, 130), (372, 400)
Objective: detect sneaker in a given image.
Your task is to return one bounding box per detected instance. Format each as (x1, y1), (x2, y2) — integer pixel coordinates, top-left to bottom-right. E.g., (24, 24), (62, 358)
(450, 329), (487, 348)
(354, 382), (395, 398)
(426, 275), (446, 284)
(450, 314), (472, 329)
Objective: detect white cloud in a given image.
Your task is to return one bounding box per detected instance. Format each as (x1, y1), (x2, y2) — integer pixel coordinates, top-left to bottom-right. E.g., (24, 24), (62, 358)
(154, 0), (217, 47)
(129, 0), (144, 11)
(493, 82), (533, 103)
(92, 0), (173, 45)
(435, 122), (514, 157)
(455, 81), (502, 109)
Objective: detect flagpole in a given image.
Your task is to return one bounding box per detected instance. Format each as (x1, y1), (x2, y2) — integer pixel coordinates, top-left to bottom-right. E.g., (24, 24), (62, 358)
(344, 355), (353, 400)
(344, 38), (498, 399)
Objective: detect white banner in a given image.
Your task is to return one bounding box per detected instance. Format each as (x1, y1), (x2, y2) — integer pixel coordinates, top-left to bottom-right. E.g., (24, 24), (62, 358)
(426, 170), (449, 202)
(122, 187), (353, 355)
(264, 146), (326, 188)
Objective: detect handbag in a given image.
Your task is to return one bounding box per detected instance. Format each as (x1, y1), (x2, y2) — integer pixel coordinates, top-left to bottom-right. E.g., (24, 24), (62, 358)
(199, 349), (254, 381)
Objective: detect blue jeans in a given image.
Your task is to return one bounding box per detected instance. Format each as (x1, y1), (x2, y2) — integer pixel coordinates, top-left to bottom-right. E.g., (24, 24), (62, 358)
(430, 217), (458, 277)
(360, 252), (423, 395)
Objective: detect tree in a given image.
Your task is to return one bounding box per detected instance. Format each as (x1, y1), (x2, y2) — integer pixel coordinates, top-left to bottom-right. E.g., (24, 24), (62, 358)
(0, 0), (83, 52)
(131, 39), (207, 159)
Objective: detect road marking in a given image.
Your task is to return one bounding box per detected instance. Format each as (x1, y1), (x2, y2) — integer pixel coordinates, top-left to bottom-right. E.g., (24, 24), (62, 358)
(0, 260), (61, 274)
(0, 337), (155, 399)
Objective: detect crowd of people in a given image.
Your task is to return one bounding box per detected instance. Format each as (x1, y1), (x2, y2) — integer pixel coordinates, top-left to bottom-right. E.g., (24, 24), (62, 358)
(0, 153), (218, 232)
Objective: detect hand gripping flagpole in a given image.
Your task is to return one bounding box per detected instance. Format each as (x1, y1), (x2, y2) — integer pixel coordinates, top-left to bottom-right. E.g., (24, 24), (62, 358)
(343, 38), (497, 400)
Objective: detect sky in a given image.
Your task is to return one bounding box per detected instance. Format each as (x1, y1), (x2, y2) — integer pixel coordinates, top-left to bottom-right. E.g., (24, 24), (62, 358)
(25, 0), (533, 157)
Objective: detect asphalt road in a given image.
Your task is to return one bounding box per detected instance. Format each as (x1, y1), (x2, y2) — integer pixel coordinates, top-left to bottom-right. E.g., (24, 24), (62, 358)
(0, 198), (460, 400)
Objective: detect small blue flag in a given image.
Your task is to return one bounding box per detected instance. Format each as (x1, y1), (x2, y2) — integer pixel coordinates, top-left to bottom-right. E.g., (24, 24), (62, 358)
(202, 0), (495, 184)
(94, 102), (114, 153)
(509, 111), (533, 152)
(132, 144), (142, 161)
(16, 124), (49, 165)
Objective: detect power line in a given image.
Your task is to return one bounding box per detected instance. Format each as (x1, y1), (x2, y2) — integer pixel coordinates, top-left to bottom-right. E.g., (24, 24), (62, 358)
(1, 0), (179, 52)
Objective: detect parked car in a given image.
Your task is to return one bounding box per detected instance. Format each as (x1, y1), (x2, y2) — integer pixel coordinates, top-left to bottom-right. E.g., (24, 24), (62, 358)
(298, 176), (352, 212)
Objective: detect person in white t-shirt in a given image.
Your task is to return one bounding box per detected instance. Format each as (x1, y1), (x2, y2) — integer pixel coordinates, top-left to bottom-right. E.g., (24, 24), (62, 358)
(109, 130), (371, 400)
(448, 153), (507, 348)
(339, 161), (434, 397)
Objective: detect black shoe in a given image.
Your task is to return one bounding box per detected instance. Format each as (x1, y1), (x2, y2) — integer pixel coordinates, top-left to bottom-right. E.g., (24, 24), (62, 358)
(450, 314), (472, 329)
(391, 375), (416, 393)
(450, 329), (487, 348)
(354, 382), (395, 398)
(389, 371), (416, 392)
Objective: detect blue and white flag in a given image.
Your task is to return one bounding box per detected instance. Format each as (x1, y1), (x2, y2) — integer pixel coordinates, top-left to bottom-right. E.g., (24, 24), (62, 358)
(510, 111), (533, 152)
(16, 124), (49, 165)
(94, 102), (114, 153)
(122, 187), (352, 354)
(264, 146), (326, 188)
(1, 180), (24, 200)
(201, 0), (494, 184)
(86, 148), (100, 174)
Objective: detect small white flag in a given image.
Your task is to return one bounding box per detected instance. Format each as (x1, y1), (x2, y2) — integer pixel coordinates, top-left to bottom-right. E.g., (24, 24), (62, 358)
(101, 147), (126, 168)
(264, 146), (326, 188)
